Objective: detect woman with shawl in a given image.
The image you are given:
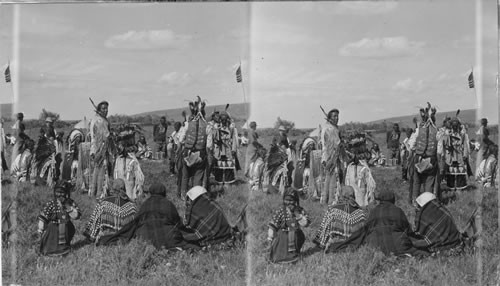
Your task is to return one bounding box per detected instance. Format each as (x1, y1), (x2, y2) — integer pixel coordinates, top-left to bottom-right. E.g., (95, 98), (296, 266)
(11, 139), (34, 182)
(181, 186), (235, 248)
(327, 189), (428, 257)
(98, 183), (197, 250)
(84, 178), (137, 243)
(409, 192), (464, 256)
(37, 181), (81, 256)
(267, 187), (310, 263)
(313, 186), (367, 249)
(476, 144), (498, 187)
(114, 145), (144, 201)
(344, 155), (376, 208)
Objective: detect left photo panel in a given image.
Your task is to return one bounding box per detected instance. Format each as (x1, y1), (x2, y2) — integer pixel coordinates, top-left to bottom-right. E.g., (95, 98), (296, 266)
(0, 4), (250, 285)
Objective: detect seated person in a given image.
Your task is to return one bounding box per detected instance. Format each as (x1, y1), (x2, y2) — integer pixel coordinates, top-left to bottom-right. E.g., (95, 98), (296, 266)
(181, 186), (235, 248)
(368, 143), (386, 166)
(268, 187), (310, 263)
(313, 186), (367, 250)
(327, 189), (428, 257)
(476, 144), (498, 188)
(409, 192), (465, 256)
(84, 179), (137, 243)
(38, 181), (81, 256)
(313, 186), (368, 249)
(136, 135), (153, 160)
(98, 183), (197, 250)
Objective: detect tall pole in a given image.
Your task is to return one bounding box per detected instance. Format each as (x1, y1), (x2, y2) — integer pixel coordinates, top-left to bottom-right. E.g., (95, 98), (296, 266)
(9, 5), (20, 286)
(474, 0), (483, 285)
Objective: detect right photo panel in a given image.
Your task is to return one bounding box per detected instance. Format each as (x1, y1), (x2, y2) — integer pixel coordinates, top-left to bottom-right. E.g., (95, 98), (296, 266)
(245, 1), (498, 285)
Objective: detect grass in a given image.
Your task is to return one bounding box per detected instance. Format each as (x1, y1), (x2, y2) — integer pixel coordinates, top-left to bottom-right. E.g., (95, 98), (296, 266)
(246, 129), (499, 286)
(2, 126), (498, 285)
(2, 125), (249, 285)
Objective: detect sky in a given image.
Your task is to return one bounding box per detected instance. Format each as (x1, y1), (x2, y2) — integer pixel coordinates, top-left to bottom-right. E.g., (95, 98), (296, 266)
(249, 1), (498, 128)
(0, 1), (497, 128)
(0, 3), (250, 120)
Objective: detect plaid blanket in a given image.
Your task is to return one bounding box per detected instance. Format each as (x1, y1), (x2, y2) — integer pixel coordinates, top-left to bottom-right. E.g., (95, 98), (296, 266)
(410, 200), (462, 253)
(328, 202), (425, 256)
(182, 194), (233, 246)
(98, 195), (196, 250)
(84, 195), (137, 241)
(313, 201), (367, 248)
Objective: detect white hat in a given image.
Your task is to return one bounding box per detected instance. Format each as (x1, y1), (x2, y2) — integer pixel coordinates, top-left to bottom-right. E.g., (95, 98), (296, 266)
(278, 125), (286, 131)
(45, 117), (54, 123)
(415, 192), (436, 208)
(186, 186), (207, 201)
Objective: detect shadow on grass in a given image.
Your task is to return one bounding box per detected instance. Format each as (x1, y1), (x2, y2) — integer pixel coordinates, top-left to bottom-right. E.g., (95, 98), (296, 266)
(71, 237), (93, 251)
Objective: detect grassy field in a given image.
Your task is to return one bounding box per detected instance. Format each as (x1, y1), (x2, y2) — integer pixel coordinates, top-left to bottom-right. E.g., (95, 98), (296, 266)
(1, 125), (249, 285)
(246, 129), (499, 286)
(2, 124), (499, 285)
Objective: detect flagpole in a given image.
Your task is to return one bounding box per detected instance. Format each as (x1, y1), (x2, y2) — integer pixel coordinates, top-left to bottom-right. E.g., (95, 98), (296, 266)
(238, 58), (248, 126)
(473, 0), (483, 284)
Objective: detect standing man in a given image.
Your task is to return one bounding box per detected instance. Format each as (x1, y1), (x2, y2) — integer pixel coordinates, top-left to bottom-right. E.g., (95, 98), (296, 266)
(90, 101), (111, 198)
(320, 109), (341, 205)
(10, 112), (28, 170)
(1, 118), (8, 175)
(476, 118), (491, 164)
(153, 116), (168, 160)
(386, 123), (401, 166)
(244, 121), (260, 178)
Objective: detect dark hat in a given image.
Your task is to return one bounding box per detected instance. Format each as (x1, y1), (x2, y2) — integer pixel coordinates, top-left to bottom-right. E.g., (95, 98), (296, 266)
(283, 187), (299, 205)
(375, 189), (395, 203)
(149, 183), (167, 197)
(111, 178), (126, 195)
(54, 181), (71, 195)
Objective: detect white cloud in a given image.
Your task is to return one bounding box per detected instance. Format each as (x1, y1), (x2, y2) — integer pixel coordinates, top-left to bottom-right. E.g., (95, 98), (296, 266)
(392, 78), (425, 93)
(201, 67), (213, 75)
(339, 37), (425, 58)
(105, 29), (192, 50)
(300, 2), (398, 15)
(158, 72), (193, 86)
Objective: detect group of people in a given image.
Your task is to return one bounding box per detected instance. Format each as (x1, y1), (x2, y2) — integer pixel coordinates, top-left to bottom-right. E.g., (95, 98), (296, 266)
(241, 104), (486, 264)
(37, 180), (241, 256)
(0, 97), (249, 257)
(266, 185), (471, 264)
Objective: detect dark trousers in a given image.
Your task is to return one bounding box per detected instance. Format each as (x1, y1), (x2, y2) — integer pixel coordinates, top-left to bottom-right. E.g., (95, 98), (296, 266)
(181, 160), (206, 198)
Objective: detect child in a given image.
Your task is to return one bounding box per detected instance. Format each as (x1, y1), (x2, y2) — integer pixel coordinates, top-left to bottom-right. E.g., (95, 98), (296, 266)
(268, 187), (310, 263)
(38, 181), (81, 256)
(248, 147), (267, 192)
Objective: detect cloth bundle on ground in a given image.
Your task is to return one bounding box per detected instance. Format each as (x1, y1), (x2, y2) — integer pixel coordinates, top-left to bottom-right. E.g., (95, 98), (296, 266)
(181, 186), (235, 247)
(313, 186), (367, 249)
(409, 192), (464, 255)
(326, 189), (428, 257)
(97, 183), (198, 250)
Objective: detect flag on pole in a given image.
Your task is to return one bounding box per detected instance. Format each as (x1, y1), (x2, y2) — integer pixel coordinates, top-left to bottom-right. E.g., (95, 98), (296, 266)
(468, 71), (474, 88)
(5, 65), (11, 83)
(236, 65), (242, 83)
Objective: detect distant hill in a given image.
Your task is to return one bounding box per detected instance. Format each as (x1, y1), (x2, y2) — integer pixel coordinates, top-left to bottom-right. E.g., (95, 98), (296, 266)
(366, 108), (477, 128)
(133, 102), (250, 129)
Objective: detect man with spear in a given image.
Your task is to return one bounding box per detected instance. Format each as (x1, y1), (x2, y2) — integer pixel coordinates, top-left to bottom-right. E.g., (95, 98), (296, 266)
(320, 107), (342, 205)
(89, 99), (113, 199)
